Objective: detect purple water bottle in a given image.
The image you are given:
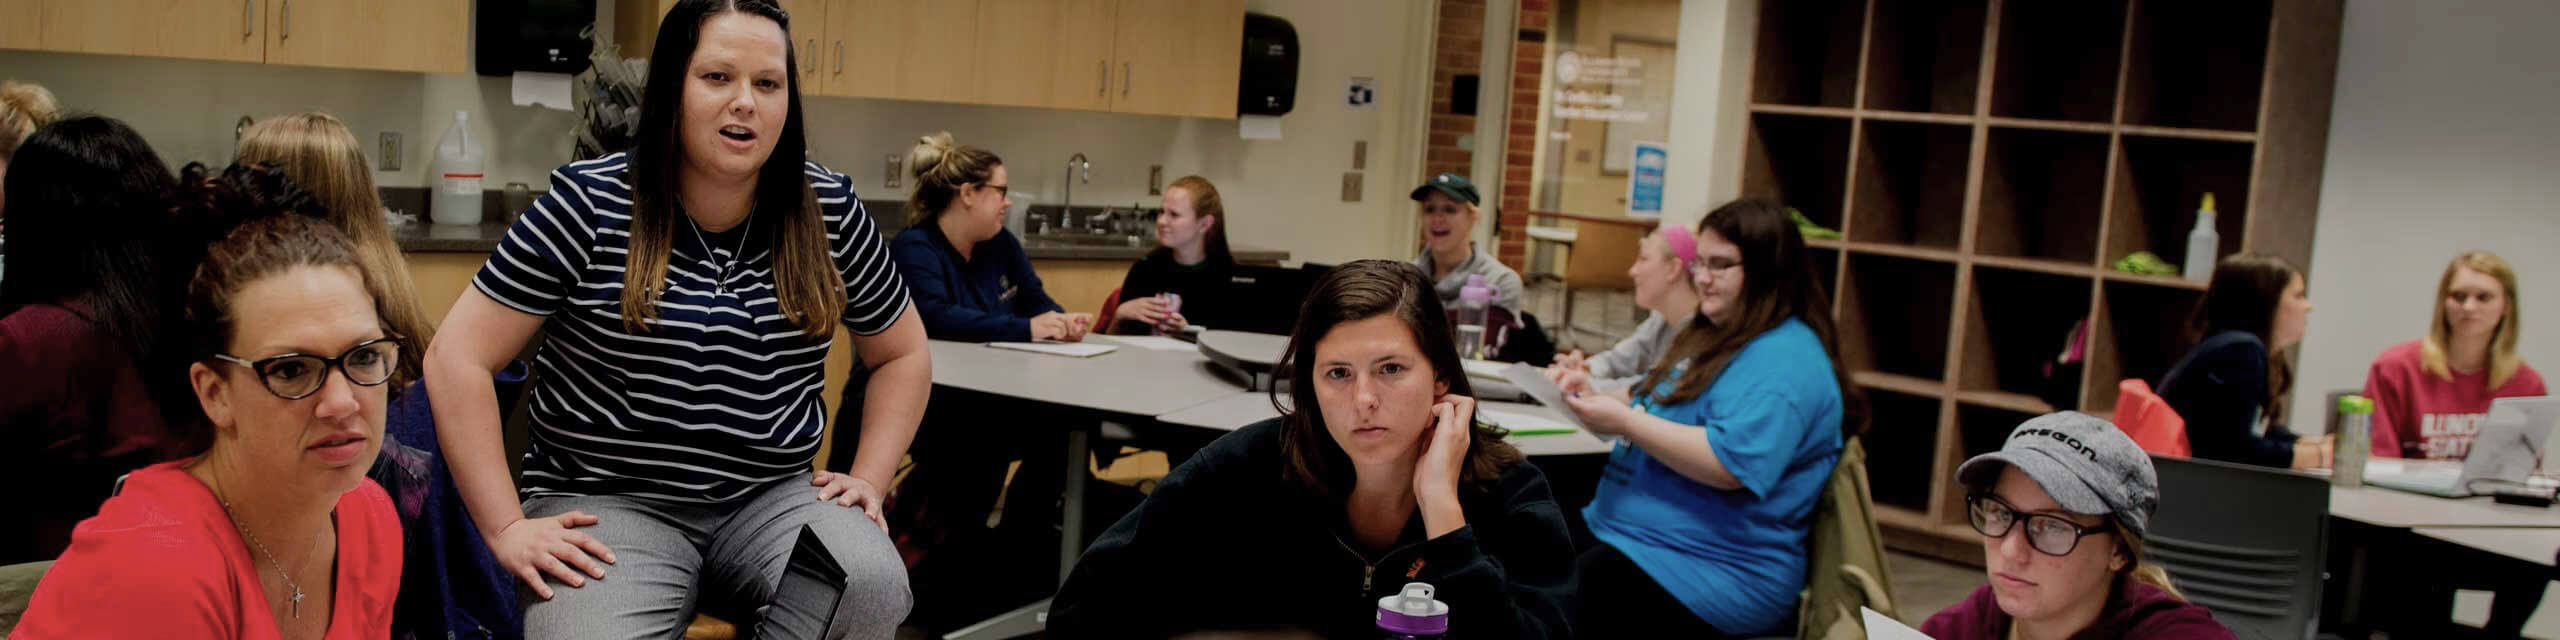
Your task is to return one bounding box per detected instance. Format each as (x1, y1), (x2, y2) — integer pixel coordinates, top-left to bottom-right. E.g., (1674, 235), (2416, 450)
(1376, 582), (1449, 639)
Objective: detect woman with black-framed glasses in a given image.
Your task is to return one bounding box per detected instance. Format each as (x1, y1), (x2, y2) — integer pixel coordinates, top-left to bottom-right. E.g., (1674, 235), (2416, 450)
(1922, 412), (2234, 640)
(18, 163), (406, 639)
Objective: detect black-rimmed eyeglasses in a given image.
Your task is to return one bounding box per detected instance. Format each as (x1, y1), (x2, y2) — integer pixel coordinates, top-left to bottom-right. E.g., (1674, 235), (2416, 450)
(1966, 493), (2113, 556)
(211, 337), (403, 400)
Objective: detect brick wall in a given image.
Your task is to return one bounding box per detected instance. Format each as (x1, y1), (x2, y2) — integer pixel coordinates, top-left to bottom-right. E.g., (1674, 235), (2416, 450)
(1425, 0), (1551, 267)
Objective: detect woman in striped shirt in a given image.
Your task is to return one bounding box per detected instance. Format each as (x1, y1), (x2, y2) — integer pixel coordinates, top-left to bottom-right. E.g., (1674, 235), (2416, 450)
(422, 1), (928, 638)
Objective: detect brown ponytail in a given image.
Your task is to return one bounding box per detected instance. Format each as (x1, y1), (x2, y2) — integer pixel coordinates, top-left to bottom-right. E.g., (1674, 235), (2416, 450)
(904, 131), (1002, 227)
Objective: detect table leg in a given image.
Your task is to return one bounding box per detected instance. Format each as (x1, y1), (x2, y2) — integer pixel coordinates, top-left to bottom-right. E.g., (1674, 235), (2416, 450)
(942, 426), (1093, 640)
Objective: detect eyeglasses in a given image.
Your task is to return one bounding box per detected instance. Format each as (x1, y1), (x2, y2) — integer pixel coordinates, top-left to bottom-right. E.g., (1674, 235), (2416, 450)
(1967, 493), (2112, 556)
(1687, 257), (1742, 278)
(977, 183), (1010, 199)
(212, 337), (404, 400)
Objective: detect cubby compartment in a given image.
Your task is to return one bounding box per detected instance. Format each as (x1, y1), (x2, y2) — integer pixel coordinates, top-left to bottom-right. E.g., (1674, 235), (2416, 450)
(1811, 246), (1845, 305)
(1973, 127), (2108, 264)
(1957, 403), (2042, 462)
(1742, 112), (1855, 232)
(1848, 120), (1971, 250)
(2085, 280), (2207, 414)
(1752, 0), (1868, 108)
(1862, 0), (1988, 115)
(2106, 135), (2252, 272)
(1839, 252), (1957, 382)
(1867, 389), (1946, 513)
(2122, 0), (2271, 132)
(1956, 266), (2093, 411)
(1988, 0), (2126, 123)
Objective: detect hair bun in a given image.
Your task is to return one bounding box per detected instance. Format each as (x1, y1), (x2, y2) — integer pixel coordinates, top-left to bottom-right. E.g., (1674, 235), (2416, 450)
(175, 162), (329, 242)
(906, 131), (959, 179)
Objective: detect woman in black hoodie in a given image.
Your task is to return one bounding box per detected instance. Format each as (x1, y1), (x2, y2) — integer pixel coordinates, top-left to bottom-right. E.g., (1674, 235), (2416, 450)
(1049, 259), (1577, 638)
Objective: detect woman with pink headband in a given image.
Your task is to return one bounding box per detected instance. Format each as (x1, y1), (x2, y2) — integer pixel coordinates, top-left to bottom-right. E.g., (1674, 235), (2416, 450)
(1547, 221), (1704, 390)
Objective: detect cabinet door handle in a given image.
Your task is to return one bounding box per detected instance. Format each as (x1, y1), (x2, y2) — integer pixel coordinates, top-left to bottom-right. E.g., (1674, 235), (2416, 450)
(1122, 62), (1131, 98)
(243, 0), (254, 38)
(280, 0), (290, 40)
(834, 41), (845, 75)
(1097, 60), (1107, 97)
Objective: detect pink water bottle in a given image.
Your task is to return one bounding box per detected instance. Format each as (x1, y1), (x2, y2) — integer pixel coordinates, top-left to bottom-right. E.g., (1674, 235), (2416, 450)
(1376, 582), (1449, 639)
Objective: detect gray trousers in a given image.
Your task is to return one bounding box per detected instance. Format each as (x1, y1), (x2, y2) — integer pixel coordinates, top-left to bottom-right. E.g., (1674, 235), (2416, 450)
(521, 473), (912, 639)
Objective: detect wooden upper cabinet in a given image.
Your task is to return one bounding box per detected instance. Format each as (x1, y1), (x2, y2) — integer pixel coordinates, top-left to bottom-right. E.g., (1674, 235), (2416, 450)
(614, 0), (680, 56)
(775, 0), (828, 92)
(1111, 0), (1240, 119)
(0, 0), (40, 50)
(265, 0), (469, 73)
(39, 0), (265, 63)
(825, 0), (981, 102)
(975, 0), (1118, 112)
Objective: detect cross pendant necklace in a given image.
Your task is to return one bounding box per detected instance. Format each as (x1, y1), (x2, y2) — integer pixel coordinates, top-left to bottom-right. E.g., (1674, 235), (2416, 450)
(212, 480), (311, 618)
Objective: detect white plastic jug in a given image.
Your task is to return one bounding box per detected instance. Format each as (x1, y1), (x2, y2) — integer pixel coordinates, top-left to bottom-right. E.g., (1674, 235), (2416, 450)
(431, 110), (486, 225)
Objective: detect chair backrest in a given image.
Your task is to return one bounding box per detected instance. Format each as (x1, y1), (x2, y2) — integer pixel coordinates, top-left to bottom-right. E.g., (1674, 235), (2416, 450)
(1562, 219), (1645, 290)
(1096, 287), (1123, 336)
(2146, 454), (2329, 640)
(1797, 437), (1897, 640)
(2116, 379), (2192, 457)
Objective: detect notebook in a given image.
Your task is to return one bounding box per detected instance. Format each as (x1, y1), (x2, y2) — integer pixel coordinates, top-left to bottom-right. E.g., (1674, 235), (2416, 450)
(1101, 334), (1198, 352)
(987, 341), (1119, 358)
(1481, 407), (1578, 436)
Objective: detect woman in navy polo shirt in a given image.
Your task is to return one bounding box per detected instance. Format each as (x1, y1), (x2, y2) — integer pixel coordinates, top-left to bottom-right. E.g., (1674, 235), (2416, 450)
(1558, 198), (1862, 638)
(888, 132), (1092, 343)
(424, 1), (928, 637)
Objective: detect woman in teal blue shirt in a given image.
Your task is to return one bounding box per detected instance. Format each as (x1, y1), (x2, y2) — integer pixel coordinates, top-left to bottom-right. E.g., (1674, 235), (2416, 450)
(1560, 198), (1864, 637)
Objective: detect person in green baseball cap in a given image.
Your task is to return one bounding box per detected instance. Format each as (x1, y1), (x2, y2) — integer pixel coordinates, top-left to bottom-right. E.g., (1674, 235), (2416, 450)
(1408, 172), (1524, 325)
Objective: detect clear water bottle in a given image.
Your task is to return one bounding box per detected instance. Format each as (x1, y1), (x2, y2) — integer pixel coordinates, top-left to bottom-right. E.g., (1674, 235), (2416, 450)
(1376, 582), (1449, 640)
(2334, 394), (2373, 487)
(1455, 275), (1492, 359)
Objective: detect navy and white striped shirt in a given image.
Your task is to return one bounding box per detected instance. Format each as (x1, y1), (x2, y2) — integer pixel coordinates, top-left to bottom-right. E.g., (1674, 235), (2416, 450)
(472, 153), (910, 503)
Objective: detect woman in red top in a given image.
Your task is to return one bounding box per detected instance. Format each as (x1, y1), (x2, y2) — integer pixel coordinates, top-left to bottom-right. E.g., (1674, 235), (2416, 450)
(16, 164), (404, 640)
(2364, 250), (2544, 460)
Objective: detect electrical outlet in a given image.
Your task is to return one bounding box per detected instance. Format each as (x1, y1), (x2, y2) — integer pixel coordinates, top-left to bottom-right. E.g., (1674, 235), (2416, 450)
(884, 153), (902, 189)
(1149, 165), (1164, 195)
(379, 132), (402, 171)
(1341, 172), (1363, 202)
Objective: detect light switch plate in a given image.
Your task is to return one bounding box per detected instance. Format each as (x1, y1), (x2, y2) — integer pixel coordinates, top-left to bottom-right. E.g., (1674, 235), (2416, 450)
(1352, 140), (1367, 170)
(884, 154), (902, 189)
(379, 132), (402, 171)
(1149, 165), (1164, 195)
(1341, 172), (1363, 202)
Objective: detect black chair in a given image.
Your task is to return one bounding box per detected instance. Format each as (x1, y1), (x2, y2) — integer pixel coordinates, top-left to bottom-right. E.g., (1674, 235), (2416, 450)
(2146, 454), (2330, 640)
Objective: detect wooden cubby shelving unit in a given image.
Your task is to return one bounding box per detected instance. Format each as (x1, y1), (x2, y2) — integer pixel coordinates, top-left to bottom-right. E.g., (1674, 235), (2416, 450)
(1740, 0), (2343, 563)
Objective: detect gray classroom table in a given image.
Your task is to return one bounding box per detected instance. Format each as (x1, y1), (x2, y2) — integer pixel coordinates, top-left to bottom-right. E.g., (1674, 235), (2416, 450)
(2328, 483), (2560, 529)
(1154, 391), (1616, 457)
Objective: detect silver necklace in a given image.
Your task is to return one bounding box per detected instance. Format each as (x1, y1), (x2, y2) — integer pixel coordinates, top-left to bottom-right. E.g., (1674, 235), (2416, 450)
(211, 482), (310, 619)
(688, 210), (753, 295)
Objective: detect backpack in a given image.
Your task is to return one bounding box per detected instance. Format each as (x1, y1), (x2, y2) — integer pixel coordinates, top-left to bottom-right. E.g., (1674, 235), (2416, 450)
(1797, 436), (1898, 639)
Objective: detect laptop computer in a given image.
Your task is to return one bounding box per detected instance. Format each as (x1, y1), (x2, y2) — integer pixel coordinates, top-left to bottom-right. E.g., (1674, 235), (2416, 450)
(2365, 396), (2559, 497)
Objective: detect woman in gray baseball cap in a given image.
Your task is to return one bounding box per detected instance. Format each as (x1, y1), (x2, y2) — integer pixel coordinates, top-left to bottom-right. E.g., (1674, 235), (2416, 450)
(1921, 412), (2235, 640)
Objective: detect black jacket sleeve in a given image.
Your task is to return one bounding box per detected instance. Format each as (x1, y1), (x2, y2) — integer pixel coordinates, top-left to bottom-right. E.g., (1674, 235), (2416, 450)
(1047, 439), (1225, 638)
(1410, 465), (1578, 640)
(1109, 257), (1163, 335)
(2162, 334), (2299, 468)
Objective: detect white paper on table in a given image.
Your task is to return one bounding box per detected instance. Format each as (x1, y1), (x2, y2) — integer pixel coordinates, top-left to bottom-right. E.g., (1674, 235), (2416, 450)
(510, 72), (575, 110)
(987, 341), (1119, 358)
(1101, 335), (1198, 352)
(1460, 358), (1511, 380)
(1863, 607), (1928, 640)
(1498, 362), (1611, 442)
(1479, 407), (1577, 435)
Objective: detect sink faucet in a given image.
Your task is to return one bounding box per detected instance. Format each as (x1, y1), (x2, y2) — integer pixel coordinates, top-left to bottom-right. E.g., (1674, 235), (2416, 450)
(1064, 153), (1091, 232)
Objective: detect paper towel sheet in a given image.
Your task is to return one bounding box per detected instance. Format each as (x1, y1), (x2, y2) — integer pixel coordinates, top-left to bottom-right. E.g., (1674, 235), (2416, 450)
(511, 72), (575, 111)
(1239, 115), (1283, 140)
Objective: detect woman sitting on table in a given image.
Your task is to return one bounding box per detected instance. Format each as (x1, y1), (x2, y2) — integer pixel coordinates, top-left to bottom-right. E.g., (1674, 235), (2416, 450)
(1109, 174), (1236, 335)
(1555, 198), (1859, 638)
(2157, 253), (2331, 470)
(890, 131), (1092, 342)
(2365, 250), (2544, 460)
(1548, 220), (1700, 390)
(18, 163), (405, 639)
(1922, 412), (2233, 640)
(1049, 259), (1577, 639)
(425, 1), (928, 637)
(0, 115), (193, 565)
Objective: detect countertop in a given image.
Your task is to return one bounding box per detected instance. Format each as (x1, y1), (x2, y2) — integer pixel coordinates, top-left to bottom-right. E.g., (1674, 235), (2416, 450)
(394, 217), (1287, 263)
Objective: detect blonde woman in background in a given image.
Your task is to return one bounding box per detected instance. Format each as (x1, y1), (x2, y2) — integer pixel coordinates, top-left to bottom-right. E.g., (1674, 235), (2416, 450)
(238, 112), (435, 379)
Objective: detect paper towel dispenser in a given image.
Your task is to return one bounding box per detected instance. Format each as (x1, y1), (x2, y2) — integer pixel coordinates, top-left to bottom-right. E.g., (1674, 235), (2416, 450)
(479, 0), (599, 76)
(1237, 13), (1298, 117)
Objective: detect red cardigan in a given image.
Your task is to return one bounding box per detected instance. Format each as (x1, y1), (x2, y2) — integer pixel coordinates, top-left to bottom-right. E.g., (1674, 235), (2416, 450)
(0, 302), (191, 563)
(14, 461), (404, 639)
